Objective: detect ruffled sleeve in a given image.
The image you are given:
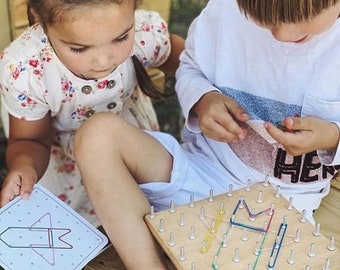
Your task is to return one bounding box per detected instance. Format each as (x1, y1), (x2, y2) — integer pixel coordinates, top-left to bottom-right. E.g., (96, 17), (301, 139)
(133, 10), (171, 68)
(0, 48), (51, 122)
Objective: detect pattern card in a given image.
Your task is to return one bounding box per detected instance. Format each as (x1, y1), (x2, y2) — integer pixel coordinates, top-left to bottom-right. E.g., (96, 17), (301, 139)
(0, 184), (108, 270)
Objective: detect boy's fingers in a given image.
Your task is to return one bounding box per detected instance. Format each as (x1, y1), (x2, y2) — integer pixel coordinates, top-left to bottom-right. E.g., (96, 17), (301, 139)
(284, 117), (311, 131)
(264, 121), (287, 142)
(225, 99), (249, 122)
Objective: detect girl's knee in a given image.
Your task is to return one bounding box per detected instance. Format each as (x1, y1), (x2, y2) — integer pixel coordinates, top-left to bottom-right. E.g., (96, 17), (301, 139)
(80, 112), (126, 135)
(74, 113), (126, 156)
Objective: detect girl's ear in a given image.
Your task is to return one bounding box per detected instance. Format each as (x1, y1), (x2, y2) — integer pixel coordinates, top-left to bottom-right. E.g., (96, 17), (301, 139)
(27, 6), (40, 26)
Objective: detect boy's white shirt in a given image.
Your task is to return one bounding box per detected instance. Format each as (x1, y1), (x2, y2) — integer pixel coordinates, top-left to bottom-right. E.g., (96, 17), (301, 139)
(176, 0), (340, 214)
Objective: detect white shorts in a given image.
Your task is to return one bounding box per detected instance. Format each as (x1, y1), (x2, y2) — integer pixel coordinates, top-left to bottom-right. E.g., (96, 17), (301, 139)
(140, 131), (245, 211)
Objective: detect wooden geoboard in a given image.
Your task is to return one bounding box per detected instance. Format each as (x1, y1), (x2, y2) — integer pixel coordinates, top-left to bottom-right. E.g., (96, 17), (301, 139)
(145, 182), (340, 270)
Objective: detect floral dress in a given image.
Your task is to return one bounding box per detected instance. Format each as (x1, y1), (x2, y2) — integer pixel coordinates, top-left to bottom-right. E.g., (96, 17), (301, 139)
(0, 10), (170, 226)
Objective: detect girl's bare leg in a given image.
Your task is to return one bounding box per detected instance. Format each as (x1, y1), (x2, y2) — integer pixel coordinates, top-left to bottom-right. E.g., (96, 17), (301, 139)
(74, 113), (173, 269)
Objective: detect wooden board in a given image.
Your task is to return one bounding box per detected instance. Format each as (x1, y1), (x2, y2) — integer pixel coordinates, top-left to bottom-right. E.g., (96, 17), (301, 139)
(145, 183), (339, 270)
(84, 244), (126, 270)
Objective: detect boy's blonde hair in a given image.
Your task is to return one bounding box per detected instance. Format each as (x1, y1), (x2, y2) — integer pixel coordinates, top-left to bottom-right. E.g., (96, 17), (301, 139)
(237, 0), (339, 25)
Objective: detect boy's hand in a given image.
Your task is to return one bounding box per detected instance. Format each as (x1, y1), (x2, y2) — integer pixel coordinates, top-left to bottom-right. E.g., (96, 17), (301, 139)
(193, 91), (249, 142)
(265, 116), (340, 156)
(0, 166), (37, 207)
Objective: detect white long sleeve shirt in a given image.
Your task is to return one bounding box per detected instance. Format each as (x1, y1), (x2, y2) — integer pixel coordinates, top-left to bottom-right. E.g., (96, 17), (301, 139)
(176, 0), (340, 213)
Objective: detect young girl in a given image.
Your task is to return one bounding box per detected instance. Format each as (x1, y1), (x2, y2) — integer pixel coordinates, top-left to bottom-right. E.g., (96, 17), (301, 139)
(0, 0), (184, 229)
(70, 0), (340, 268)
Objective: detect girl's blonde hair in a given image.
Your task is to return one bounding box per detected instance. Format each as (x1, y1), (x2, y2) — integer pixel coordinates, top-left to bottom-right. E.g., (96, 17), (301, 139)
(237, 0), (339, 25)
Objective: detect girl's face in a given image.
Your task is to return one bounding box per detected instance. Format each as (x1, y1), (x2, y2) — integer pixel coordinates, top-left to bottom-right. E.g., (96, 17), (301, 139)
(259, 2), (340, 43)
(46, 2), (135, 80)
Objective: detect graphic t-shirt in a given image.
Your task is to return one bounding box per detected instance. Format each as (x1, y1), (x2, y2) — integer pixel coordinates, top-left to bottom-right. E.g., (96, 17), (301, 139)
(176, 0), (340, 212)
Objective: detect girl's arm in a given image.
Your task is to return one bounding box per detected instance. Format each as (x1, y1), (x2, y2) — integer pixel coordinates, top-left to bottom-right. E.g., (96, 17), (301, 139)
(157, 33), (185, 74)
(0, 113), (52, 206)
(134, 10), (184, 75)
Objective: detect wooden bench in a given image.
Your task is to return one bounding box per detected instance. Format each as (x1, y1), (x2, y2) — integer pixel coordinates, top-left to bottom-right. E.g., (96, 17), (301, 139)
(84, 244), (126, 270)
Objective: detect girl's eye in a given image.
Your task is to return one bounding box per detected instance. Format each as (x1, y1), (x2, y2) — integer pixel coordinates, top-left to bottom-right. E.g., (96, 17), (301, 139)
(116, 34), (129, 43)
(70, 47), (87, 53)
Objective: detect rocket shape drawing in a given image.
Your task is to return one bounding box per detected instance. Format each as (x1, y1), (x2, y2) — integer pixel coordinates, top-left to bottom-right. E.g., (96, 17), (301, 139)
(0, 227), (72, 249)
(0, 212), (73, 266)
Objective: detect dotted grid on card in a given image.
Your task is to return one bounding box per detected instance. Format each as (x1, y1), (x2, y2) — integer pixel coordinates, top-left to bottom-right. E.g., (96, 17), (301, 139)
(0, 185), (108, 270)
(144, 180), (340, 270)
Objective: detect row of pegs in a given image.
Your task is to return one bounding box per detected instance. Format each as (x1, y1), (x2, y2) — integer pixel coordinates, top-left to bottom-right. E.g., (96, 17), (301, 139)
(149, 184), (289, 218)
(177, 245), (332, 270)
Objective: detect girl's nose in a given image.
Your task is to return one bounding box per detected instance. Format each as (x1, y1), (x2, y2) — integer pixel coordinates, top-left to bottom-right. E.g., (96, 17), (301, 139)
(93, 50), (114, 68)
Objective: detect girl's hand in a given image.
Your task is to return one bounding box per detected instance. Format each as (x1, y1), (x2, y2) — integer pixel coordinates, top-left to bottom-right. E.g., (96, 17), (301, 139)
(193, 91), (249, 142)
(265, 116), (340, 156)
(0, 165), (37, 207)
(0, 113), (52, 207)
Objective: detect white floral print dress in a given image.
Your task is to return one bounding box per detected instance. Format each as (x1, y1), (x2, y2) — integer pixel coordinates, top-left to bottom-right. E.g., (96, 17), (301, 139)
(0, 10), (171, 226)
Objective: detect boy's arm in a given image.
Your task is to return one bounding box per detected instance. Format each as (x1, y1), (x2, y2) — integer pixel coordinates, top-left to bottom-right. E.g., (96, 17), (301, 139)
(175, 18), (249, 142)
(175, 19), (221, 132)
